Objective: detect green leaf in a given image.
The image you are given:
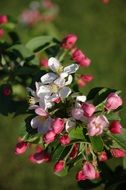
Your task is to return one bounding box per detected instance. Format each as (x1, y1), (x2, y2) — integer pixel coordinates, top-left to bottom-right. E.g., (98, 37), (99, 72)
(22, 133), (43, 144)
(105, 112), (121, 121)
(26, 36), (53, 52)
(69, 127), (86, 141)
(87, 87), (104, 100)
(123, 157), (126, 169)
(90, 136), (104, 152)
(109, 128), (126, 151)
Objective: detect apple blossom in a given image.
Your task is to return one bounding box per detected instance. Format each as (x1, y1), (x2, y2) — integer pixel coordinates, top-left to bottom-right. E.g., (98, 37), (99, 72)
(76, 170), (87, 181)
(109, 121), (122, 134)
(98, 151), (108, 162)
(43, 130), (56, 144)
(87, 115), (109, 136)
(52, 118), (65, 134)
(61, 34), (78, 49)
(110, 148), (126, 158)
(83, 162), (96, 180)
(15, 141), (28, 155)
(59, 134), (70, 145)
(82, 102), (96, 117)
(54, 160), (65, 173)
(105, 93), (123, 110)
(0, 15), (8, 24)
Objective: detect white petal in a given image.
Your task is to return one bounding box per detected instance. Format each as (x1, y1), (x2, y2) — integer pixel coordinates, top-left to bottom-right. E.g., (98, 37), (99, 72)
(38, 117), (52, 134)
(65, 118), (76, 132)
(41, 72), (57, 84)
(59, 87), (71, 99)
(37, 85), (51, 98)
(26, 87), (36, 97)
(54, 77), (65, 88)
(65, 75), (73, 85)
(31, 116), (42, 129)
(48, 57), (61, 72)
(60, 72), (68, 78)
(76, 95), (87, 102)
(64, 64), (79, 74)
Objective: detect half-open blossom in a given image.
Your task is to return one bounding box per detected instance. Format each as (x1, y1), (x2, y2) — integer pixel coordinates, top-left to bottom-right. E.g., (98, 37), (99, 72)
(52, 118), (64, 134)
(105, 93), (123, 110)
(98, 151), (108, 162)
(59, 134), (70, 145)
(15, 141), (28, 155)
(72, 48), (91, 67)
(0, 15), (8, 24)
(109, 121), (122, 134)
(31, 116), (52, 134)
(77, 74), (93, 88)
(29, 150), (50, 164)
(82, 103), (96, 117)
(0, 28), (4, 37)
(76, 170), (87, 181)
(110, 148), (126, 158)
(43, 130), (56, 144)
(71, 108), (84, 120)
(87, 115), (109, 136)
(83, 162), (96, 180)
(61, 34), (78, 49)
(54, 160), (65, 173)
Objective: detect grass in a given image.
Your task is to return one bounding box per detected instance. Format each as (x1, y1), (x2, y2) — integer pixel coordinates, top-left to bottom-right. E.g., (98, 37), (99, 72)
(0, 0), (126, 189)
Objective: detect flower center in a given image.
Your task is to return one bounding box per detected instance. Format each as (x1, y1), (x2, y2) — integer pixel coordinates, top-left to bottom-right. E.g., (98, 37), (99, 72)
(56, 66), (63, 74)
(51, 84), (59, 93)
(29, 97), (36, 105)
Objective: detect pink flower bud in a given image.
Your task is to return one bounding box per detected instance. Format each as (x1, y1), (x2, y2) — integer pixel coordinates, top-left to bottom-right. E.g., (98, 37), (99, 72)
(52, 118), (64, 134)
(29, 150), (51, 164)
(52, 97), (61, 103)
(77, 74), (93, 88)
(83, 162), (96, 180)
(59, 134), (70, 145)
(109, 121), (122, 134)
(76, 170), (87, 181)
(43, 130), (56, 144)
(2, 87), (11, 96)
(0, 28), (4, 37)
(102, 0), (110, 4)
(71, 108), (84, 120)
(0, 15), (8, 24)
(15, 141), (28, 155)
(87, 115), (109, 136)
(61, 34), (77, 49)
(98, 151), (108, 162)
(111, 148), (126, 158)
(40, 58), (48, 68)
(54, 160), (65, 173)
(82, 103), (96, 117)
(72, 48), (91, 67)
(70, 143), (79, 159)
(105, 93), (123, 110)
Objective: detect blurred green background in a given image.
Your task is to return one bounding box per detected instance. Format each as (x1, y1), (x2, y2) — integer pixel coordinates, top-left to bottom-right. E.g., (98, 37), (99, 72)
(0, 0), (126, 189)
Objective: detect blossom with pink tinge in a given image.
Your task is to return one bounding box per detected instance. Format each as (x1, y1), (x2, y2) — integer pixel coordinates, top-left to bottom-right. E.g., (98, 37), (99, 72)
(83, 162), (96, 180)
(72, 48), (91, 67)
(40, 58), (48, 68)
(98, 151), (108, 162)
(71, 108), (84, 120)
(43, 130), (56, 144)
(15, 141), (28, 155)
(77, 74), (93, 88)
(52, 118), (64, 134)
(82, 102), (96, 117)
(59, 134), (70, 145)
(109, 121), (122, 134)
(54, 160), (65, 173)
(0, 15), (8, 24)
(87, 115), (109, 136)
(105, 93), (123, 110)
(29, 149), (50, 164)
(0, 28), (4, 38)
(76, 170), (87, 181)
(61, 34), (78, 49)
(110, 148), (126, 158)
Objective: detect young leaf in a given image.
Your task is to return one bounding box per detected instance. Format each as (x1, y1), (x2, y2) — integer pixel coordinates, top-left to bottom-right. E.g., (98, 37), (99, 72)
(26, 36), (53, 52)
(69, 127), (86, 141)
(109, 128), (126, 151)
(90, 136), (104, 152)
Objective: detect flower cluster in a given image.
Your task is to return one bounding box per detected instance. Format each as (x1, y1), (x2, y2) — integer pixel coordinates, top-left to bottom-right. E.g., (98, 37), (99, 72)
(19, 0), (59, 27)
(15, 34), (125, 181)
(0, 15), (8, 38)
